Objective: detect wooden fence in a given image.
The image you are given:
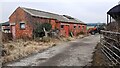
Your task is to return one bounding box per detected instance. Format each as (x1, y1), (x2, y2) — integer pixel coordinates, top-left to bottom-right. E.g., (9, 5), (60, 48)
(100, 30), (120, 66)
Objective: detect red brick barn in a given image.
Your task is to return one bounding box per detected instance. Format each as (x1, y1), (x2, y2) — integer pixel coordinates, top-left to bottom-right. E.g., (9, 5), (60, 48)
(61, 15), (87, 37)
(9, 7), (86, 39)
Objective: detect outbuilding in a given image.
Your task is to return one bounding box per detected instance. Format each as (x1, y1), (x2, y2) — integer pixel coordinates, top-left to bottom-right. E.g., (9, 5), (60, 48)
(107, 4), (120, 32)
(9, 7), (87, 39)
(1, 21), (11, 33)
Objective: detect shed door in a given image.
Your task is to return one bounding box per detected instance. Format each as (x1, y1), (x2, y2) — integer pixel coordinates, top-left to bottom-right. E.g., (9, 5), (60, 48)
(12, 26), (16, 39)
(64, 25), (69, 37)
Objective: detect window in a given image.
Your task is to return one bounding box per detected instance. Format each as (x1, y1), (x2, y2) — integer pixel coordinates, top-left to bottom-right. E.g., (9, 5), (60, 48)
(74, 26), (76, 29)
(20, 23), (25, 29)
(61, 25), (64, 29)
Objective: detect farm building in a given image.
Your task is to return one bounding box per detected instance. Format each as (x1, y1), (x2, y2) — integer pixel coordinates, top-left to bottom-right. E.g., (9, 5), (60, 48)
(9, 7), (87, 39)
(1, 22), (11, 33)
(107, 4), (120, 32)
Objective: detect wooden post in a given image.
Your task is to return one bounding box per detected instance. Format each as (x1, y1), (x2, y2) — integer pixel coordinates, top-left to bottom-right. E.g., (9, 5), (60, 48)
(110, 16), (112, 23)
(107, 14), (109, 30)
(107, 14), (109, 25)
(43, 28), (48, 37)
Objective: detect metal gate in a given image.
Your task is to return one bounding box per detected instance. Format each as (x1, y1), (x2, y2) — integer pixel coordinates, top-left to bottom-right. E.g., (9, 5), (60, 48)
(100, 30), (120, 65)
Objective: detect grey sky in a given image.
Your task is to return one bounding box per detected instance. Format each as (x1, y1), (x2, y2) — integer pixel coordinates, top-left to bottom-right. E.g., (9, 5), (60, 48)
(0, 0), (119, 23)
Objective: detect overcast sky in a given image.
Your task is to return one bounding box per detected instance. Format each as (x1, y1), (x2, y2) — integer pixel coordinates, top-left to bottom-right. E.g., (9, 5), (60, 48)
(0, 0), (119, 23)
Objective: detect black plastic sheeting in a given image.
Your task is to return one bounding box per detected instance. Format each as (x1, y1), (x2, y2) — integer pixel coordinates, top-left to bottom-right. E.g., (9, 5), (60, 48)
(107, 4), (120, 19)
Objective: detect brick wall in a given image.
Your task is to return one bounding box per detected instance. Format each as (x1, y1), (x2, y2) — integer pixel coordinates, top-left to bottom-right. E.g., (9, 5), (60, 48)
(9, 7), (33, 39)
(56, 22), (60, 29)
(50, 19), (56, 29)
(9, 7), (58, 39)
(59, 22), (87, 37)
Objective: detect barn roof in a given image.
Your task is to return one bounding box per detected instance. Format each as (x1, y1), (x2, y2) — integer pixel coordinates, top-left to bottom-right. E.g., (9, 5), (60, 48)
(63, 15), (85, 24)
(20, 7), (86, 25)
(107, 4), (120, 19)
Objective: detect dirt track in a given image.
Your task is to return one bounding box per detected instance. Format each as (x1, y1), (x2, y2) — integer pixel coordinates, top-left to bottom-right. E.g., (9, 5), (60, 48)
(6, 35), (100, 66)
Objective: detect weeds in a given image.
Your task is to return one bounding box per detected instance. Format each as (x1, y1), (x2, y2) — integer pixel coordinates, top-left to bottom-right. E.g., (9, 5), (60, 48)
(2, 40), (55, 63)
(42, 37), (51, 42)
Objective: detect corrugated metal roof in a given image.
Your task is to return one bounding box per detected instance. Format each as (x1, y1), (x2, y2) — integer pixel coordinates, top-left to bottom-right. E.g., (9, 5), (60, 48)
(21, 7), (86, 24)
(2, 21), (10, 26)
(63, 15), (86, 24)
